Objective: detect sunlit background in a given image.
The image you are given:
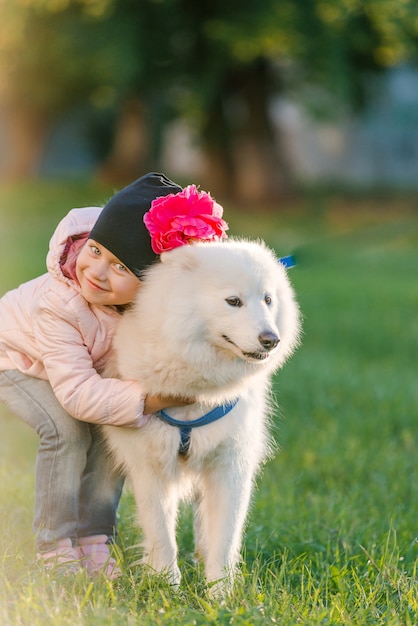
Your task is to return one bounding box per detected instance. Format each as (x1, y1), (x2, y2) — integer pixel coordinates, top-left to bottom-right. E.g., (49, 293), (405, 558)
(0, 0), (417, 197)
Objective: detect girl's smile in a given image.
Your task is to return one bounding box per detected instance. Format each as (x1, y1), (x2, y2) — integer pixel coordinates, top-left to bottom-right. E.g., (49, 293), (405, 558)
(76, 239), (140, 306)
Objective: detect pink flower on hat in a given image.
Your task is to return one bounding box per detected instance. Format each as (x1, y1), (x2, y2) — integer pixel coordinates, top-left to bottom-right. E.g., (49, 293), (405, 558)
(143, 184), (229, 254)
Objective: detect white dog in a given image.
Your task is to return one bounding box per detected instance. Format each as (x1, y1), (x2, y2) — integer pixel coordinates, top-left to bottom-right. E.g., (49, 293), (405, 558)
(103, 238), (301, 591)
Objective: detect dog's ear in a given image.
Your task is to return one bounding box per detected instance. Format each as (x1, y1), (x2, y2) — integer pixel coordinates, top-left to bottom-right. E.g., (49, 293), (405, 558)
(160, 246), (199, 271)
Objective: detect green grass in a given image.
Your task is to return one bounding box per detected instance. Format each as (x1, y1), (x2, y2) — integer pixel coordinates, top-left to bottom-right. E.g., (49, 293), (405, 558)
(0, 181), (417, 624)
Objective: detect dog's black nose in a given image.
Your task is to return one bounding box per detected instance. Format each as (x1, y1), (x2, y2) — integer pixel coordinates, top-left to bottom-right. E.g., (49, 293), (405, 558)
(258, 332), (280, 350)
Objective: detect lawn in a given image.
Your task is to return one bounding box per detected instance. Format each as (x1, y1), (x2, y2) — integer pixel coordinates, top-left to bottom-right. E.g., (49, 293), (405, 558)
(0, 181), (417, 625)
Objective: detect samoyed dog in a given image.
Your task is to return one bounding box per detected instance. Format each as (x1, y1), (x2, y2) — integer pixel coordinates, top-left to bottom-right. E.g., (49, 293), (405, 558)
(103, 238), (301, 592)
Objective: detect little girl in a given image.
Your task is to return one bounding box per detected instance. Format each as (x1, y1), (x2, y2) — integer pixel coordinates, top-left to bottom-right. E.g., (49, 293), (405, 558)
(0, 172), (206, 578)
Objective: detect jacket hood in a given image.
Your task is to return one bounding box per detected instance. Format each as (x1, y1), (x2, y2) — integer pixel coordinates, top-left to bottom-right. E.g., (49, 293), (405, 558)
(46, 206), (102, 284)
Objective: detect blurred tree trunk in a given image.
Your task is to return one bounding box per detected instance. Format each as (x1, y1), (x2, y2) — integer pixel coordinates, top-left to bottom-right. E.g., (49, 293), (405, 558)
(98, 98), (150, 185)
(0, 105), (48, 179)
(201, 59), (291, 204)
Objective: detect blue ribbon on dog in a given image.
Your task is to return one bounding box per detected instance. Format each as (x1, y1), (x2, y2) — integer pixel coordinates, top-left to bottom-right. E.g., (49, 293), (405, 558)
(157, 398), (239, 456)
(279, 255), (296, 269)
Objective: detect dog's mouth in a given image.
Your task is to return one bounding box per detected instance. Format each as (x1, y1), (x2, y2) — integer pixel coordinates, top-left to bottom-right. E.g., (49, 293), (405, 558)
(222, 335), (271, 362)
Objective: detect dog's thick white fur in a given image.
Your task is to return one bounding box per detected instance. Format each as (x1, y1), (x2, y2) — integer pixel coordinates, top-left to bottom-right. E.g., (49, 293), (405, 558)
(103, 238), (301, 591)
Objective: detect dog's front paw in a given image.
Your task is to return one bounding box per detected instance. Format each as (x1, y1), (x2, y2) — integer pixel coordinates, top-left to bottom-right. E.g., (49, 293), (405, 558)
(130, 556), (182, 589)
(165, 563), (181, 589)
(207, 575), (233, 599)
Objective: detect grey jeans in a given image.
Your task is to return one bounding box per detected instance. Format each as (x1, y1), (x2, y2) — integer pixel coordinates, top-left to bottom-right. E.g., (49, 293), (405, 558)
(0, 370), (124, 552)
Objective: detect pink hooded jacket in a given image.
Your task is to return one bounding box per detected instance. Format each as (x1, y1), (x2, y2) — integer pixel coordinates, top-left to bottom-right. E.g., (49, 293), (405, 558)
(0, 206), (147, 427)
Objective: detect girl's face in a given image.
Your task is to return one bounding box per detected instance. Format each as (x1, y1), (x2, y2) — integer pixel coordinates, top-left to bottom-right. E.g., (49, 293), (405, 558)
(76, 239), (140, 306)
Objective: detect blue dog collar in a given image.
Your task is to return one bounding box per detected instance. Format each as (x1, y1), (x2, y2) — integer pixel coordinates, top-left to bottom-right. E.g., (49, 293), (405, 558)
(157, 398), (239, 456)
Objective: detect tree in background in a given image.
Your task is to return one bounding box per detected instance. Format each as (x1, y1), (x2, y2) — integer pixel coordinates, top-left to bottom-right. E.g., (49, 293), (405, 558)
(0, 0), (138, 179)
(0, 0), (417, 200)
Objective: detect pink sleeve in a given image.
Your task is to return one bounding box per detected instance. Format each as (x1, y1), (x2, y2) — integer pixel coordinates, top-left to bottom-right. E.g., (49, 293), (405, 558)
(33, 292), (147, 427)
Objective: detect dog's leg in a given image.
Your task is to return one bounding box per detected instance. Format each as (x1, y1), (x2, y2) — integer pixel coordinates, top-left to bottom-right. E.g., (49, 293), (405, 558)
(193, 492), (206, 565)
(130, 478), (181, 588)
(196, 454), (255, 593)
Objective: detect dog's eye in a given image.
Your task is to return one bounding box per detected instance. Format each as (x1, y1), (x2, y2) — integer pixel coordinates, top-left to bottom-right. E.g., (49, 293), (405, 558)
(264, 294), (272, 305)
(225, 296), (242, 308)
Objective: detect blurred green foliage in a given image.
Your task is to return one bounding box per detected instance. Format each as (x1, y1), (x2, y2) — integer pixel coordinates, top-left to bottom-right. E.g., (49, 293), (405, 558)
(1, 0), (417, 197)
(2, 0), (417, 112)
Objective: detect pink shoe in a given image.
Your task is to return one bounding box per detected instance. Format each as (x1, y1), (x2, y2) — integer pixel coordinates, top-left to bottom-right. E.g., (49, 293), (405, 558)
(78, 535), (121, 579)
(37, 538), (81, 574)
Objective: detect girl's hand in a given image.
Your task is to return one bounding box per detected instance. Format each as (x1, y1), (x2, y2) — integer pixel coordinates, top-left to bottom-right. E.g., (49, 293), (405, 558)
(144, 394), (195, 415)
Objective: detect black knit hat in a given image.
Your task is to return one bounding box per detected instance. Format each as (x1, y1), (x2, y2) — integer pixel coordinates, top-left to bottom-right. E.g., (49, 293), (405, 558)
(89, 172), (182, 276)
